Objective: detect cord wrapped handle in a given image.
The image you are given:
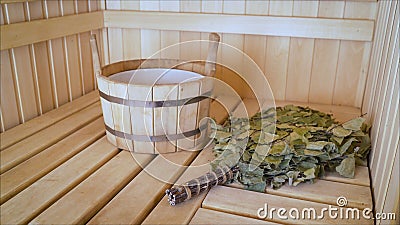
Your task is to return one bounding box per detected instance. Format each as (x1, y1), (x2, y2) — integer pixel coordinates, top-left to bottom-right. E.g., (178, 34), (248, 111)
(166, 165), (239, 205)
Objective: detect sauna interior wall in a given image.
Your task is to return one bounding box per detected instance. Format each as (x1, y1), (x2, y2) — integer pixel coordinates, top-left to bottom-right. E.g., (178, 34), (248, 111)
(0, 0), (377, 131)
(362, 1), (399, 224)
(103, 0), (377, 108)
(1, 0), (398, 224)
(0, 0), (101, 132)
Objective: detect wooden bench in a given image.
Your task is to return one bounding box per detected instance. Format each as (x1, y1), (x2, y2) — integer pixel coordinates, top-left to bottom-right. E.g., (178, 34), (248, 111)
(0, 90), (373, 224)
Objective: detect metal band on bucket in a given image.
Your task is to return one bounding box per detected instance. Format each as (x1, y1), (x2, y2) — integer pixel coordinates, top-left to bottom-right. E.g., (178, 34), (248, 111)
(105, 123), (208, 142)
(99, 90), (212, 108)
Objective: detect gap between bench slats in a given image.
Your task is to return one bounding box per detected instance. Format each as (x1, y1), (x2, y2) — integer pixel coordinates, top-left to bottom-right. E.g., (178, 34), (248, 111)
(0, 137), (121, 224)
(0, 91), (99, 150)
(0, 117), (105, 204)
(0, 102), (102, 174)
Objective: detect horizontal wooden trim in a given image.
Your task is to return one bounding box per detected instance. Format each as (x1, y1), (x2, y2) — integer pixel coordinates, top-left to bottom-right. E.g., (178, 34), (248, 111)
(0, 0), (36, 3)
(104, 11), (374, 41)
(0, 11), (103, 50)
(1, 9), (374, 50)
(0, 0), (377, 3)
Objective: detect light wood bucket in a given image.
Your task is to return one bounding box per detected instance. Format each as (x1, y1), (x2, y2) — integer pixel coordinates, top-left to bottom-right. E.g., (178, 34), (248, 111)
(90, 33), (220, 154)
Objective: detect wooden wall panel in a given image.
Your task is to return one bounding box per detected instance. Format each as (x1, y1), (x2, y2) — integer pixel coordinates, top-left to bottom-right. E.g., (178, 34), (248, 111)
(363, 1), (399, 224)
(0, 0), (100, 131)
(121, 1), (140, 61)
(1, 0), (379, 132)
(140, 1), (161, 59)
(333, 1), (376, 107)
(5, 2), (39, 122)
(286, 1), (318, 102)
(264, 0), (292, 100)
(309, 1), (344, 105)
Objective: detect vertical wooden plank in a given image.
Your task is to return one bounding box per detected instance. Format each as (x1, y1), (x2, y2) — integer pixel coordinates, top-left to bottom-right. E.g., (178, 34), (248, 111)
(24, 1), (42, 115)
(58, 1), (73, 102)
(160, 0), (180, 60)
(245, 0), (269, 15)
(244, 1), (267, 74)
(107, 1), (123, 63)
(129, 84), (154, 154)
(364, 1), (399, 221)
(334, 1), (377, 107)
(286, 1), (318, 102)
(265, 0), (293, 101)
(346, 1), (377, 108)
(202, 0), (223, 14)
(45, 0), (69, 106)
(5, 3), (38, 122)
(77, 0), (95, 94)
(370, 0), (395, 154)
(89, 0), (99, 12)
(28, 1), (54, 112)
(333, 42), (366, 106)
(218, 34), (246, 98)
(110, 82), (133, 151)
(61, 0), (84, 100)
(219, 0), (246, 99)
(43, 0), (62, 107)
(309, 1), (344, 104)
(362, 0), (390, 116)
(180, 32), (201, 61)
(371, 5), (399, 210)
(381, 141), (399, 225)
(87, 0), (100, 90)
(121, 1), (141, 61)
(141, 1), (161, 59)
(97, 78), (117, 146)
(0, 50), (20, 130)
(153, 84), (178, 153)
(99, 0), (109, 66)
(177, 80), (201, 151)
(180, 0), (201, 62)
(200, 1), (223, 61)
(180, 0), (201, 13)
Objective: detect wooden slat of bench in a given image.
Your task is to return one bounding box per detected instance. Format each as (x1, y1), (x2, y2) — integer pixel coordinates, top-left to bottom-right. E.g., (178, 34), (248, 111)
(323, 166), (370, 187)
(190, 208), (280, 225)
(0, 102), (102, 174)
(203, 186), (373, 225)
(142, 146), (216, 225)
(265, 179), (372, 209)
(0, 137), (119, 224)
(30, 151), (154, 224)
(0, 91), (99, 150)
(87, 151), (198, 224)
(0, 117), (105, 204)
(88, 95), (241, 224)
(141, 96), (243, 225)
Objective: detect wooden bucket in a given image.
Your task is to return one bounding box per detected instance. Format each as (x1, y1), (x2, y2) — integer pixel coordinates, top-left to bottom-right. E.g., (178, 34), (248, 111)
(90, 33), (220, 154)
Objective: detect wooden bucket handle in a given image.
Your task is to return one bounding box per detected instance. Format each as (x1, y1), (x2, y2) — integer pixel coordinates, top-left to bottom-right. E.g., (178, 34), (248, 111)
(90, 34), (101, 77)
(204, 33), (220, 77)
